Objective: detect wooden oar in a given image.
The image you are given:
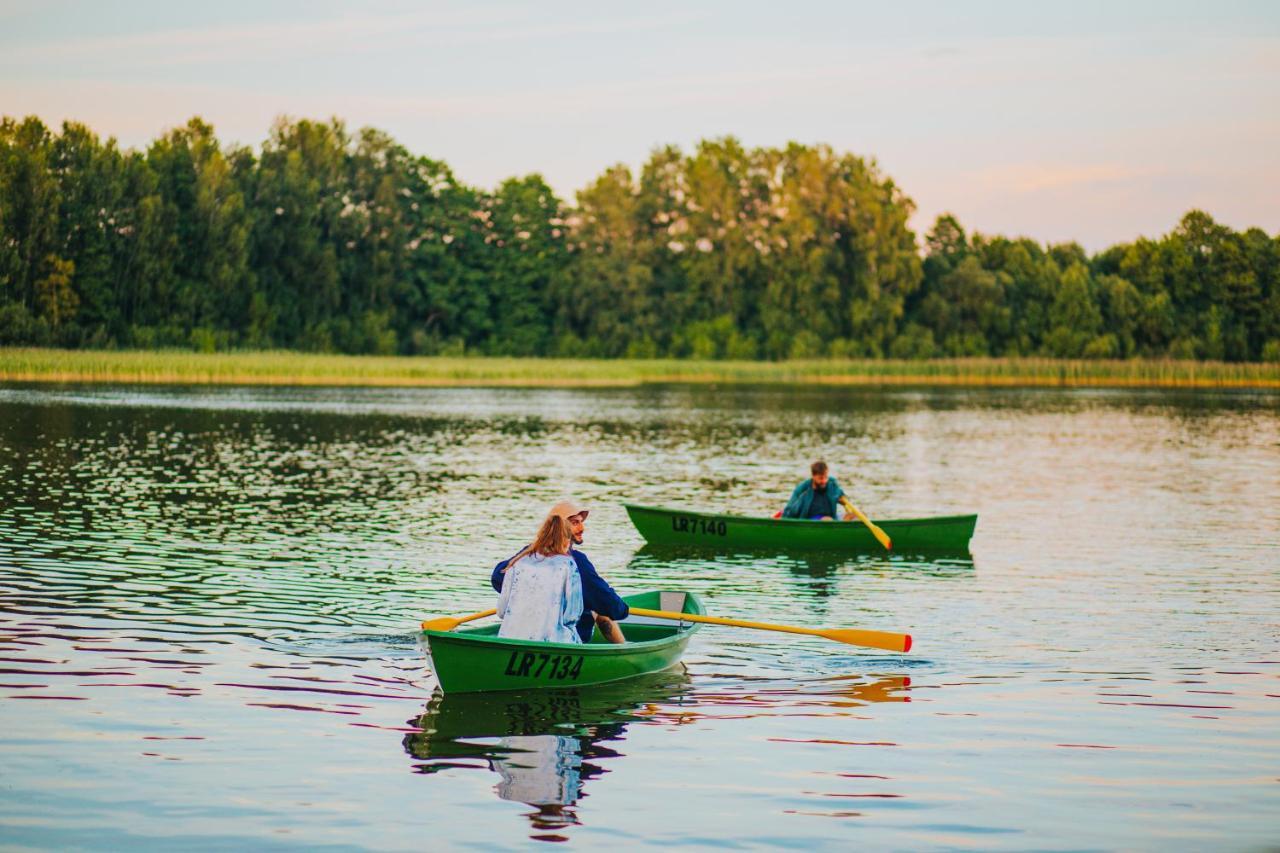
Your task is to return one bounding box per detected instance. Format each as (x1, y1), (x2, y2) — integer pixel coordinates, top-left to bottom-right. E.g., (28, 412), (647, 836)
(842, 498), (892, 550)
(628, 607), (911, 653)
(421, 608), (496, 632)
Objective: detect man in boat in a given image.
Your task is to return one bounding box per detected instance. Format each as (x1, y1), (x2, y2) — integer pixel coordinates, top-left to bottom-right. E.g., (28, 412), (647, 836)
(781, 460), (858, 521)
(491, 500), (629, 643)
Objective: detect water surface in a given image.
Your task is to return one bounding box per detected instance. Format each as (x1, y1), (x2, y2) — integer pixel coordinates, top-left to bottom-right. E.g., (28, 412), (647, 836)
(1, 384), (1277, 849)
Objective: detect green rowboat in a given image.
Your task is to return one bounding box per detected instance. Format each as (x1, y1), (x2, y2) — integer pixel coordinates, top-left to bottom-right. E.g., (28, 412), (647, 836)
(625, 504), (977, 553)
(422, 590), (702, 694)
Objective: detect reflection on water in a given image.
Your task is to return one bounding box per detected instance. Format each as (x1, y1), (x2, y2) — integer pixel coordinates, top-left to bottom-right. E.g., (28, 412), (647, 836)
(628, 545), (975, 599)
(1, 384), (1278, 849)
(403, 670), (912, 841)
(405, 674), (690, 840)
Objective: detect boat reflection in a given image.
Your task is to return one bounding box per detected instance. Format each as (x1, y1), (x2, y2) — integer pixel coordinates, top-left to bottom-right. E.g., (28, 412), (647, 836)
(403, 671), (694, 840)
(402, 671), (912, 839)
(627, 545), (975, 598)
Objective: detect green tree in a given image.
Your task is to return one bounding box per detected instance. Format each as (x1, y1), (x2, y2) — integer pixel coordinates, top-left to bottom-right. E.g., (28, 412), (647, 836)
(34, 254), (77, 328)
(1043, 263), (1103, 357)
(483, 175), (569, 355)
(557, 164), (659, 356)
(2, 114), (1277, 362)
(0, 117), (61, 323)
(249, 117), (346, 349)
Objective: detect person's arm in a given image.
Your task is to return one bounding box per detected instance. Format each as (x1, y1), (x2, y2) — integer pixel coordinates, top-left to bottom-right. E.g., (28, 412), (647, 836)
(781, 482), (807, 519)
(490, 559), (508, 593)
(496, 562), (515, 618)
(492, 545), (532, 592)
(573, 551), (629, 620)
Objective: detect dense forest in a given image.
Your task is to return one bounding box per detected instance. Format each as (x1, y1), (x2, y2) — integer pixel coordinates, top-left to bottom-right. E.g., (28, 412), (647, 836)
(2, 115), (1278, 361)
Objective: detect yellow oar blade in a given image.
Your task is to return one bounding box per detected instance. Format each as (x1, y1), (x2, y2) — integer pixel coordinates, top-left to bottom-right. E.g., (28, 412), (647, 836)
(846, 502), (892, 550)
(421, 608), (496, 632)
(817, 627), (912, 653)
(628, 608), (911, 653)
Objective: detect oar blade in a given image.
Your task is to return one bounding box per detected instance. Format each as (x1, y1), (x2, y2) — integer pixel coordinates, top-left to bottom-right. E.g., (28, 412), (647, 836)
(420, 615), (463, 632)
(847, 502), (893, 551)
(821, 627), (912, 653)
(421, 608), (497, 633)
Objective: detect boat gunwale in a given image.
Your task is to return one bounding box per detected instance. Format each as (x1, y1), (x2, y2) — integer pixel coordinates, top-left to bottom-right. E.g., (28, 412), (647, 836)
(421, 590), (704, 655)
(421, 623), (700, 655)
(624, 503), (977, 529)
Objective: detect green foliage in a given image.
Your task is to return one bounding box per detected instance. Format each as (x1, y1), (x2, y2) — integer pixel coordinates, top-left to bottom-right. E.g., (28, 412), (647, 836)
(0, 116), (1276, 360)
(888, 323), (937, 359)
(902, 209), (1279, 362)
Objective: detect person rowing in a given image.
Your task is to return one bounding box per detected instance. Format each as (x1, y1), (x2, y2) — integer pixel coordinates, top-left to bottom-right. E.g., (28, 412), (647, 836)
(491, 500), (628, 644)
(781, 460), (859, 521)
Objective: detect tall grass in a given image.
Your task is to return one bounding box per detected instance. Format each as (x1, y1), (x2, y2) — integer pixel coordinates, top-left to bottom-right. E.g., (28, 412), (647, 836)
(1, 348), (1278, 388)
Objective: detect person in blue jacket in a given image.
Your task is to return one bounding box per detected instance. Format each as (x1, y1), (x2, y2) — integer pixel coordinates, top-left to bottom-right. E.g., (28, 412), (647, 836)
(491, 499), (629, 643)
(781, 460), (858, 521)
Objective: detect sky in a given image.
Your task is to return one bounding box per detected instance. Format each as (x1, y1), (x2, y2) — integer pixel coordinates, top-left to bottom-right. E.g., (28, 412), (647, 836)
(2, 0), (1278, 250)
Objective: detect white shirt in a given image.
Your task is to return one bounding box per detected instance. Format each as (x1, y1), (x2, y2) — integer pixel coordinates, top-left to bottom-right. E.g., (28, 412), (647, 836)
(496, 552), (584, 644)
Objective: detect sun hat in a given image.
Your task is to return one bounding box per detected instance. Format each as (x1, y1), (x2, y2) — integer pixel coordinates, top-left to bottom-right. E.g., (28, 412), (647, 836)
(547, 499), (588, 521)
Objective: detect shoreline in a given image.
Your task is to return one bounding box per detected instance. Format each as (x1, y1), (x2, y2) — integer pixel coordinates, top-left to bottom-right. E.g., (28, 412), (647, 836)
(2, 349), (1278, 390)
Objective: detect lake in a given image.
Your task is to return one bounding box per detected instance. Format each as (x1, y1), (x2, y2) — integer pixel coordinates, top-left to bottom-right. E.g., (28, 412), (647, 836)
(1, 384), (1277, 850)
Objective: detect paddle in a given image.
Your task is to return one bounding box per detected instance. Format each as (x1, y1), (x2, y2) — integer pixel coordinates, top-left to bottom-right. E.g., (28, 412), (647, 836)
(841, 497), (892, 550)
(421, 608), (496, 632)
(628, 607), (911, 653)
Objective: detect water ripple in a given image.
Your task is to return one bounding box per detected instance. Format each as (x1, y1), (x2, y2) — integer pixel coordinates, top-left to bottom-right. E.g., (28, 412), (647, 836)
(2, 384), (1277, 849)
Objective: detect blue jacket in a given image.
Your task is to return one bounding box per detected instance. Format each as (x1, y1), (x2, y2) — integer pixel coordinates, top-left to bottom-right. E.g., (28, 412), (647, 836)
(782, 476), (847, 519)
(492, 548), (629, 643)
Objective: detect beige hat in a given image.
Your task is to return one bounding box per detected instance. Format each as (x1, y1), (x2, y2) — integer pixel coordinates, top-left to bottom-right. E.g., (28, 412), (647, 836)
(547, 499), (588, 521)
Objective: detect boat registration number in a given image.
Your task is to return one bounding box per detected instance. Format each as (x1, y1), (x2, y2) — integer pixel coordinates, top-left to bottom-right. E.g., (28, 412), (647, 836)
(671, 516), (728, 536)
(503, 651), (585, 681)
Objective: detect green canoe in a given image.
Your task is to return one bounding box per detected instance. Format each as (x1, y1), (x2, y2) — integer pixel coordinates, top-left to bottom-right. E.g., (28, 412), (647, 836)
(625, 504), (977, 553)
(422, 590), (702, 694)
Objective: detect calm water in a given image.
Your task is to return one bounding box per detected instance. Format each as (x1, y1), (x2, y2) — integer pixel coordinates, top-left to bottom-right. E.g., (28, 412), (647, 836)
(1, 384), (1277, 850)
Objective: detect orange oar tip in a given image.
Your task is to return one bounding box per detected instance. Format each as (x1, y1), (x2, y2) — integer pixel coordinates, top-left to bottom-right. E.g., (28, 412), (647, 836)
(902, 634), (912, 653)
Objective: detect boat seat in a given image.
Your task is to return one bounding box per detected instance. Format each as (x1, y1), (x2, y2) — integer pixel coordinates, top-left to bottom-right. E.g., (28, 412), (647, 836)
(623, 591), (688, 627)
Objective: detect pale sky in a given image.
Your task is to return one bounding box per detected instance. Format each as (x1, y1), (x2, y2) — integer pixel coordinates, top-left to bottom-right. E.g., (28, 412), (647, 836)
(2, 0), (1278, 249)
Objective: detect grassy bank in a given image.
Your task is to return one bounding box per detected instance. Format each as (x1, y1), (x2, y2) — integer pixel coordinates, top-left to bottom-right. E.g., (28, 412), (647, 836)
(2, 348), (1279, 389)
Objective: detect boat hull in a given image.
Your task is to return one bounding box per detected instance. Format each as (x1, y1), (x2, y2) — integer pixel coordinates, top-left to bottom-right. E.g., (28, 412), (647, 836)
(423, 590), (702, 694)
(625, 504), (977, 552)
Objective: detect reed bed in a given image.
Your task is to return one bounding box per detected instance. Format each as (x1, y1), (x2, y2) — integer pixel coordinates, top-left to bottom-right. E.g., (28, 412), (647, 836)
(1, 348), (1278, 389)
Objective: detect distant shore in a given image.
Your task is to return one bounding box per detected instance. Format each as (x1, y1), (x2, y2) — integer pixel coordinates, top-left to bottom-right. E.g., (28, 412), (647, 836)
(2, 349), (1278, 389)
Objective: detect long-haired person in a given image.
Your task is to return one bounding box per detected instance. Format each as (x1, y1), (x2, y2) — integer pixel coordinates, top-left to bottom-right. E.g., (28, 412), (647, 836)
(493, 500), (627, 644)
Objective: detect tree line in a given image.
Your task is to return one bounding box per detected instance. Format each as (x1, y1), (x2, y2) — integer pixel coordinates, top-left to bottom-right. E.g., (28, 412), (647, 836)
(2, 115), (1277, 360)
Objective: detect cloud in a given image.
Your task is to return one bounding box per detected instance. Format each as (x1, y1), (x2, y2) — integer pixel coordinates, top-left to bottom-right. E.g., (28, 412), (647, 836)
(4, 10), (1277, 248)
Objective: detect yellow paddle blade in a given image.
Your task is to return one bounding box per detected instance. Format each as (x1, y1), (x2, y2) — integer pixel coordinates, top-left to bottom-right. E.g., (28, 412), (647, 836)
(421, 608), (496, 632)
(846, 502), (892, 550)
(628, 608), (911, 653)
(816, 627), (912, 653)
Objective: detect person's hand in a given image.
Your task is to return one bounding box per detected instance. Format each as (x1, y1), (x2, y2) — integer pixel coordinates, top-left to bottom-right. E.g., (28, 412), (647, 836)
(841, 512), (855, 521)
